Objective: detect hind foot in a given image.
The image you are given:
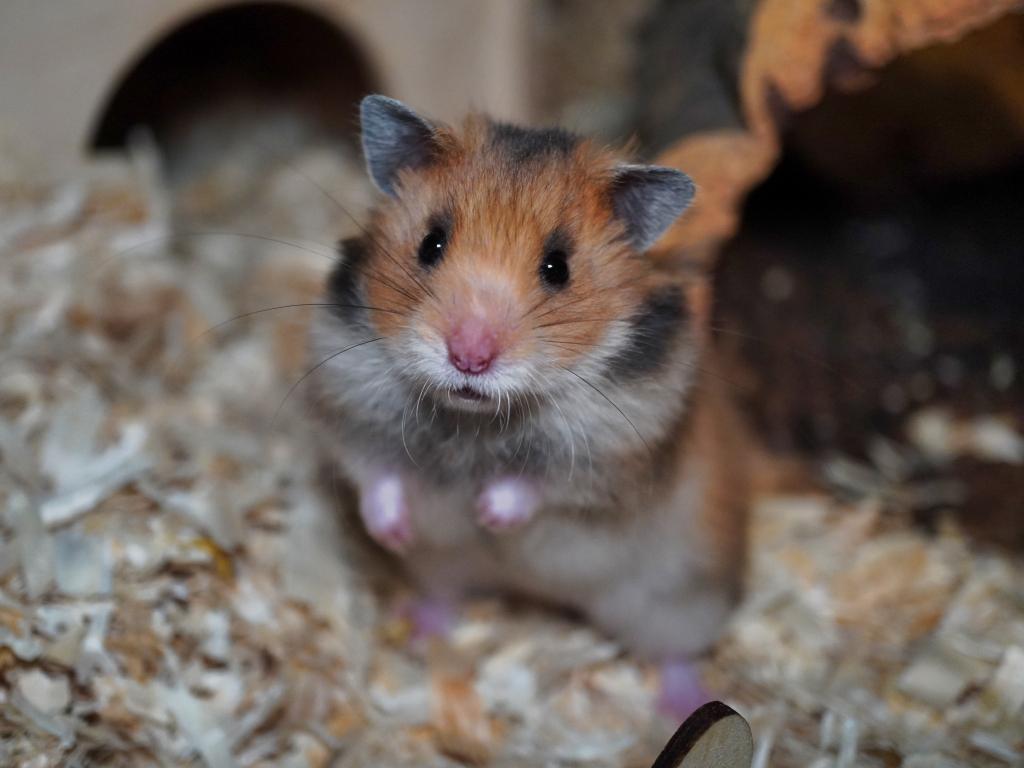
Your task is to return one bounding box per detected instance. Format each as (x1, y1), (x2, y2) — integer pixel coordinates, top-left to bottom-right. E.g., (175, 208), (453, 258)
(657, 658), (712, 723)
(406, 599), (459, 641)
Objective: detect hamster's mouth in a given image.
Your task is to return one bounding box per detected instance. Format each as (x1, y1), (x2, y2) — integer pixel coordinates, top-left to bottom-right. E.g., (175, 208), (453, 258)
(451, 385), (488, 403)
(436, 383), (501, 413)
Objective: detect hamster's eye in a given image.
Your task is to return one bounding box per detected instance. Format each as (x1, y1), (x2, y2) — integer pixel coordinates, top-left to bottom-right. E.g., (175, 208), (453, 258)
(418, 227), (448, 269)
(540, 250), (569, 289)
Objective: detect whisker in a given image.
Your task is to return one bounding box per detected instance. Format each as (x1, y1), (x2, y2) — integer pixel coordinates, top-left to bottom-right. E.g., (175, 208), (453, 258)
(539, 338), (754, 396)
(505, 392), (514, 434)
(490, 391), (503, 427)
(540, 321), (865, 397)
(549, 394), (576, 481)
(544, 337), (833, 462)
(401, 390), (420, 468)
(552, 334), (837, 453)
(496, 392), (507, 433)
(504, 392), (527, 469)
(252, 141), (437, 300)
(347, 262), (422, 306)
(526, 276), (647, 323)
(534, 317), (625, 330)
(171, 302), (409, 372)
(272, 337), (384, 429)
(573, 404), (594, 479)
(414, 381), (430, 425)
(538, 338), (606, 349)
(708, 324), (867, 393)
(90, 227), (423, 313)
(88, 230), (343, 276)
(519, 394), (537, 480)
(554, 363), (653, 458)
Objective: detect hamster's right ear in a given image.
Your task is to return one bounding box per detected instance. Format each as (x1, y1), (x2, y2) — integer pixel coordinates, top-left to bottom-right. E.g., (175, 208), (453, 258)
(360, 95), (439, 197)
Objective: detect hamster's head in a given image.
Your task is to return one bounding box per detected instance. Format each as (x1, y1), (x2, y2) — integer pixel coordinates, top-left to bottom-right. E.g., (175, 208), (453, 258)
(328, 95), (698, 416)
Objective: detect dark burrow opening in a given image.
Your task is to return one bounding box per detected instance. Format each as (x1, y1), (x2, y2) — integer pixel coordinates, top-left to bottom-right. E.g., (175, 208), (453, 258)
(713, 16), (1024, 548)
(89, 2), (376, 185)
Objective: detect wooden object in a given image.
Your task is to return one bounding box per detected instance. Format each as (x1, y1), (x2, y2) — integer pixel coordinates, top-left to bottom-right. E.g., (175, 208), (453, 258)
(650, 701), (754, 768)
(642, 0), (1024, 269)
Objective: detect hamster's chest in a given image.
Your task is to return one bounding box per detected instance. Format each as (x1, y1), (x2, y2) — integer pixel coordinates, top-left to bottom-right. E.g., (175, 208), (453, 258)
(352, 406), (598, 489)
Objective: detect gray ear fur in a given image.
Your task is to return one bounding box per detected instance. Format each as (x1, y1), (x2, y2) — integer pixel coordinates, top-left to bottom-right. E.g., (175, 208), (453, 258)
(360, 95), (438, 197)
(610, 165), (696, 252)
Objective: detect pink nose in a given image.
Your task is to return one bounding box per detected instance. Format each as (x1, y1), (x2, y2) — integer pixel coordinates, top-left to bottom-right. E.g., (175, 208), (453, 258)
(447, 323), (499, 375)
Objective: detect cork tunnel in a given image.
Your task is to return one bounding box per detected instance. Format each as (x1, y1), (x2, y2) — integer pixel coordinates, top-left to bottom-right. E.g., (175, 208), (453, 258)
(711, 15), (1024, 547)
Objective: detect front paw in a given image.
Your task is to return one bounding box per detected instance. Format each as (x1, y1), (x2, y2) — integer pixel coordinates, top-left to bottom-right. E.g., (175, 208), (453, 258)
(476, 477), (540, 532)
(360, 473), (413, 552)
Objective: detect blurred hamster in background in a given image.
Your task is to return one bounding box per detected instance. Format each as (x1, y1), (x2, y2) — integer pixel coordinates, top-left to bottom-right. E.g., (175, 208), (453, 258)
(309, 95), (751, 715)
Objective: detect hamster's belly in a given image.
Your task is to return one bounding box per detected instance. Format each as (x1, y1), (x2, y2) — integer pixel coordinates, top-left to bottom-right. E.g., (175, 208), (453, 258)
(403, 474), (698, 610)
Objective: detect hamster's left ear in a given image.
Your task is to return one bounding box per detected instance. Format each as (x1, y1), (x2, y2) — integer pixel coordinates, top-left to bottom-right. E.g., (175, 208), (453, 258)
(360, 95), (439, 197)
(610, 165), (696, 252)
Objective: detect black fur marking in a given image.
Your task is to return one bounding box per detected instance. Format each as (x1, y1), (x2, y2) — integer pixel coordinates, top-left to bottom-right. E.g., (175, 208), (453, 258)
(544, 227), (574, 257)
(826, 0), (861, 22)
(490, 123), (579, 164)
(327, 237), (368, 325)
(608, 287), (687, 380)
(428, 209), (455, 240)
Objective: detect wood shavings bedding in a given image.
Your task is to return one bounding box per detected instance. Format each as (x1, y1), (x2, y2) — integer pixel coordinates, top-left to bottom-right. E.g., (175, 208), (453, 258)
(0, 159), (1022, 768)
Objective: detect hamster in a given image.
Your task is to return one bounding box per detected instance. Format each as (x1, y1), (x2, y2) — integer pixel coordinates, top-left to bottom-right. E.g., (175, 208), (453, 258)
(309, 95), (750, 661)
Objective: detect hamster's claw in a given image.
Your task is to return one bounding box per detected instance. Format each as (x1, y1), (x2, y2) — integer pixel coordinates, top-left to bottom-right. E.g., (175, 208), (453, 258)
(360, 472), (413, 552)
(657, 658), (713, 724)
(477, 477), (540, 532)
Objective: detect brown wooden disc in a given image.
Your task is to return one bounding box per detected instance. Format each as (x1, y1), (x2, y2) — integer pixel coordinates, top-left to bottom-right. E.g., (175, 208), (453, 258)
(650, 701), (754, 768)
